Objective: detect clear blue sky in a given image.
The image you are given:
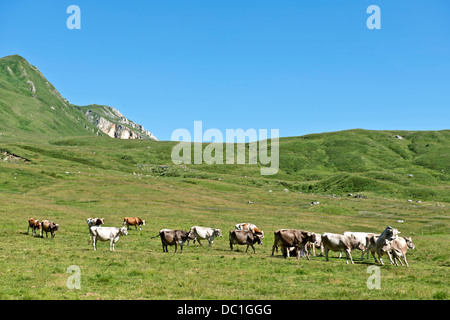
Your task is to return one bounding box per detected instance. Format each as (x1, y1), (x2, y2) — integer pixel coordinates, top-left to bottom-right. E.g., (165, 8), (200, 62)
(1, 0), (449, 141)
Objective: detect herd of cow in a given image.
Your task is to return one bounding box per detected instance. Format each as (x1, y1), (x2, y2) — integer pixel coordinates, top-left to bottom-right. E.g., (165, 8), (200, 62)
(26, 217), (415, 267)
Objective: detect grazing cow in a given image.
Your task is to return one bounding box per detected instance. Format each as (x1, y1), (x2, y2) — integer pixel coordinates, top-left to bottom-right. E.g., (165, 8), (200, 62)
(90, 226), (128, 251)
(376, 226), (400, 265)
(40, 220), (59, 239)
(87, 218), (105, 244)
(382, 237), (415, 267)
(229, 230), (263, 253)
(123, 217), (146, 231)
(27, 218), (41, 236)
(235, 223), (264, 238)
(271, 229), (316, 260)
(188, 226), (222, 246)
(152, 229), (194, 253)
(306, 233), (324, 257)
(321, 233), (365, 264)
(343, 232), (374, 260)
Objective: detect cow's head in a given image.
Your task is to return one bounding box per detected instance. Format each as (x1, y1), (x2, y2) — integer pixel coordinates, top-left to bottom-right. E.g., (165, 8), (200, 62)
(380, 239), (392, 252)
(307, 232), (317, 244)
(52, 223), (59, 232)
(119, 226), (129, 236)
(96, 218), (104, 226)
(141, 220), (146, 226)
(254, 234), (263, 245)
(215, 229), (222, 237)
(405, 237), (415, 250)
(385, 226), (400, 242)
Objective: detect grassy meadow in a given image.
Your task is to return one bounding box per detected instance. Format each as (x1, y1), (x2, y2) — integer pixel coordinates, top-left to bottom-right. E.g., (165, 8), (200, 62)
(0, 132), (449, 300)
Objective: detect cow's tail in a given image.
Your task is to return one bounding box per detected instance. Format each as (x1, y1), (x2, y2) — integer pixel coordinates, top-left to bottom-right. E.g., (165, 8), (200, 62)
(151, 233), (161, 239)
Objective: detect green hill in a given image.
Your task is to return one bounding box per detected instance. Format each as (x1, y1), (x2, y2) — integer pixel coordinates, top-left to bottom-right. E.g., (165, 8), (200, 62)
(0, 54), (158, 140)
(0, 53), (449, 202)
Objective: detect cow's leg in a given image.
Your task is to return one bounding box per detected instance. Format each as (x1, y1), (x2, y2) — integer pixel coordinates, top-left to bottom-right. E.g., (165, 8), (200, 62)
(304, 246), (310, 261)
(361, 250), (366, 261)
(370, 250), (378, 263)
(324, 247), (330, 261)
(271, 245), (276, 256)
(197, 239), (203, 246)
(250, 244), (256, 254)
(386, 251), (395, 265)
(174, 243), (178, 253)
(26, 225), (30, 235)
(230, 241), (233, 251)
(376, 249), (383, 265)
(402, 254), (409, 267)
(345, 249), (354, 264)
(93, 237), (97, 251)
(245, 244), (249, 253)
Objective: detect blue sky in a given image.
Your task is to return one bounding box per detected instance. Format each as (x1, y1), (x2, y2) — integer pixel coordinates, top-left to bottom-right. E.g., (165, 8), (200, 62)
(1, 0), (449, 141)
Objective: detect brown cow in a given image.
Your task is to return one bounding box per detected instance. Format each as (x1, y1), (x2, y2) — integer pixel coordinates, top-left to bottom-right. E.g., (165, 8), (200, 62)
(229, 230), (263, 253)
(123, 217), (146, 231)
(271, 229), (316, 260)
(40, 220), (59, 239)
(151, 229), (194, 253)
(27, 218), (41, 236)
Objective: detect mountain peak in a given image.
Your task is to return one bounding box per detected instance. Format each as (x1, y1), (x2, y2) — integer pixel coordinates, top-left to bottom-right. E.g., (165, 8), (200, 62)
(0, 54), (158, 141)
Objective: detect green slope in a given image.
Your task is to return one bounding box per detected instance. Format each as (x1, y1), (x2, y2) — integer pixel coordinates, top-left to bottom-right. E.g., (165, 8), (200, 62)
(0, 54), (100, 139)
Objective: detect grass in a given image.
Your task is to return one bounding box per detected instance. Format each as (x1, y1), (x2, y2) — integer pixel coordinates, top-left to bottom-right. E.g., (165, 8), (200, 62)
(0, 143), (448, 299)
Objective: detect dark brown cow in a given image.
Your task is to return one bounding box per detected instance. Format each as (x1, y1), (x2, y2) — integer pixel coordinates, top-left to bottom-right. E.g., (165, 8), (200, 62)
(151, 229), (194, 253)
(27, 218), (41, 236)
(229, 230), (263, 253)
(40, 220), (59, 239)
(123, 217), (146, 231)
(271, 229), (316, 260)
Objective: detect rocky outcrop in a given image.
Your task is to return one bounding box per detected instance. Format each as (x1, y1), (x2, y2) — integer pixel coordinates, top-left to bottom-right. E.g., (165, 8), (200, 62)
(85, 106), (158, 141)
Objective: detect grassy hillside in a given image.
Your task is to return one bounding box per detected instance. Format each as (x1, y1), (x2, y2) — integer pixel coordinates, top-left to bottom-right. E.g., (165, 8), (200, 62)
(0, 132), (448, 300)
(0, 54), (448, 300)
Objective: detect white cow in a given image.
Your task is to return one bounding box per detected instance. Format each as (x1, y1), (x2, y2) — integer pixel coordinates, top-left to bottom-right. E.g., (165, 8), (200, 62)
(188, 226), (222, 246)
(90, 226), (128, 251)
(321, 232), (365, 264)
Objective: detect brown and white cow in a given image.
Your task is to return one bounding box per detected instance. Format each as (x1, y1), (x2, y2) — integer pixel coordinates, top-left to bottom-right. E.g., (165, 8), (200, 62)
(376, 226), (400, 265)
(152, 229), (194, 253)
(27, 218), (41, 236)
(271, 229), (316, 260)
(40, 220), (59, 239)
(321, 232), (365, 264)
(235, 223), (264, 238)
(87, 218), (104, 244)
(123, 217), (146, 231)
(381, 236), (415, 267)
(229, 230), (263, 253)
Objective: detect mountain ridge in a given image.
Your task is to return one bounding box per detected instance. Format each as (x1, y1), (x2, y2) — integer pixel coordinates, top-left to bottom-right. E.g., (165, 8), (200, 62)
(0, 54), (158, 141)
